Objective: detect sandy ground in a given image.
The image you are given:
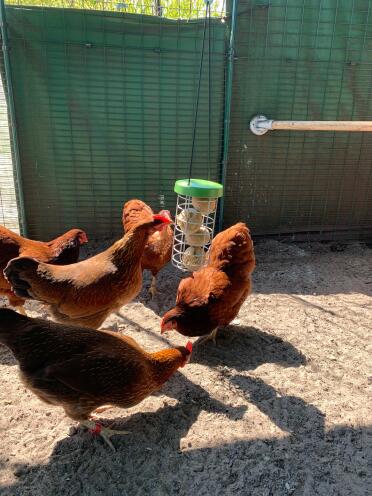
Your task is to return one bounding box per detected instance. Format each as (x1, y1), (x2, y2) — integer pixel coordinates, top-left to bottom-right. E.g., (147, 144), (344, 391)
(0, 239), (371, 495)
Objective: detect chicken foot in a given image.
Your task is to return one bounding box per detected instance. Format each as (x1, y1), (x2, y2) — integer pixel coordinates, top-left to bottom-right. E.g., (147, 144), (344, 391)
(149, 276), (157, 299)
(80, 420), (130, 451)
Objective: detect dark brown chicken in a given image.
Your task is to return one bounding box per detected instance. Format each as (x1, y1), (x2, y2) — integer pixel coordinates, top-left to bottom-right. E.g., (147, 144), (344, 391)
(123, 199), (173, 298)
(0, 225), (88, 314)
(0, 308), (192, 449)
(161, 223), (255, 343)
(4, 214), (171, 329)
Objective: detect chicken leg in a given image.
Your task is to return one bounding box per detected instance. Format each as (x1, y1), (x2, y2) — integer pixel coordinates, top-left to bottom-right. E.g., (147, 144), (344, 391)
(149, 275), (157, 299)
(93, 404), (113, 414)
(80, 420), (130, 451)
(199, 328), (219, 346)
(17, 305), (27, 316)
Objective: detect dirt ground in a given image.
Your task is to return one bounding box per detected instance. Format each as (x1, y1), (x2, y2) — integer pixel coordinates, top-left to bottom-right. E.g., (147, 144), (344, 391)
(0, 239), (371, 495)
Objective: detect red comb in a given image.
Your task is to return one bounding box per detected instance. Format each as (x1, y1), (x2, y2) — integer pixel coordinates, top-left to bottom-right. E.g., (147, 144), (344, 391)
(186, 341), (193, 353)
(153, 213), (171, 224)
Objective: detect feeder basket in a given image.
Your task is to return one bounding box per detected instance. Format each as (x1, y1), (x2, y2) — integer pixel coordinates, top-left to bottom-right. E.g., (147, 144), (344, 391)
(172, 178), (223, 272)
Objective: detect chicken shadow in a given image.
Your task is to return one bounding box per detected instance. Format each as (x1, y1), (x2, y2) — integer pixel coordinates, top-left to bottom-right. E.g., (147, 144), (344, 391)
(191, 325), (306, 372)
(2, 377), (370, 495)
(152, 370), (246, 422)
(0, 374), (247, 495)
(230, 375), (325, 437)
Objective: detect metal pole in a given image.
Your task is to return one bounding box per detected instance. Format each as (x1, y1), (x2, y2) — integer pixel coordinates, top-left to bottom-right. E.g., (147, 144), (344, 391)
(250, 114), (372, 135)
(218, 0), (238, 231)
(0, 0), (27, 235)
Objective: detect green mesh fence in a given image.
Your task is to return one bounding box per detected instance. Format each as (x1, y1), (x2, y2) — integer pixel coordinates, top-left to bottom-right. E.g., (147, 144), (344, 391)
(225, 0), (372, 241)
(1, 2), (227, 239)
(1, 0), (372, 241)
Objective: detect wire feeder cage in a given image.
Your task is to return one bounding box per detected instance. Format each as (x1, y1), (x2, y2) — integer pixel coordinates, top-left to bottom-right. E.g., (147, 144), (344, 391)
(172, 178), (223, 272)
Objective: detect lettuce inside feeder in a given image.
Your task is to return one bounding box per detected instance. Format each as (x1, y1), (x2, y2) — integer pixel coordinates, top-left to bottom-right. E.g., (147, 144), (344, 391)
(172, 178), (223, 272)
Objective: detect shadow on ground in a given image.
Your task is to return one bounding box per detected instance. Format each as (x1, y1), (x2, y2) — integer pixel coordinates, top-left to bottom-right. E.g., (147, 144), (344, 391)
(2, 375), (370, 495)
(191, 325), (306, 371)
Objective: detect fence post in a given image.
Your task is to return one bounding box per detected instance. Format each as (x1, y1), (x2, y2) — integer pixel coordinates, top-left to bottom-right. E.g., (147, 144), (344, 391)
(218, 0), (237, 231)
(0, 0), (27, 235)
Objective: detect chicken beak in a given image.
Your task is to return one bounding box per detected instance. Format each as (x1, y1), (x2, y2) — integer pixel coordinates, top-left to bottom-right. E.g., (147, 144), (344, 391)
(80, 232), (88, 244)
(160, 318), (175, 334)
(154, 220), (173, 233)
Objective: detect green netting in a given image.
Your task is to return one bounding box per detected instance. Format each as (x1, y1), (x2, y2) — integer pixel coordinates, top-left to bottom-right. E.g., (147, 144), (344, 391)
(2, 0), (372, 241)
(225, 0), (372, 240)
(3, 5), (227, 238)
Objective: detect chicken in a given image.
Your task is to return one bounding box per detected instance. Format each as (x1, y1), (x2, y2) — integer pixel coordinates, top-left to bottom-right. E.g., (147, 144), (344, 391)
(161, 223), (255, 343)
(122, 199), (173, 298)
(0, 225), (88, 314)
(4, 214), (171, 329)
(0, 308), (192, 450)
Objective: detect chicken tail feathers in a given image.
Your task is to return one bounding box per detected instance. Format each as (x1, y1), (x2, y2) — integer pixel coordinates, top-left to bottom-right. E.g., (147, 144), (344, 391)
(4, 257), (39, 300)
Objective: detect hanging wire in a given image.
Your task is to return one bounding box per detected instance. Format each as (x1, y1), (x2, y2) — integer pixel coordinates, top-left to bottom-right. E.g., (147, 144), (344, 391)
(208, 1), (211, 180)
(188, 0), (212, 183)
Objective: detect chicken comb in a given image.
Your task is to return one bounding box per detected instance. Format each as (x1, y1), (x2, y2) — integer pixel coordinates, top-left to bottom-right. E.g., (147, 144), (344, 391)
(153, 213), (172, 224)
(186, 341), (193, 353)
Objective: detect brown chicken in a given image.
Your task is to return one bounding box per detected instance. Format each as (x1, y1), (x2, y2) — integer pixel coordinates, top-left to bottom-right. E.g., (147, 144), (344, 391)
(0, 308), (192, 450)
(0, 225), (88, 314)
(161, 223), (255, 343)
(122, 199), (173, 298)
(4, 214), (171, 329)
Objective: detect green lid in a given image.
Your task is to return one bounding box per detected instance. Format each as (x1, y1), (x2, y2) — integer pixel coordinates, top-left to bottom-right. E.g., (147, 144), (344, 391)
(174, 178), (223, 198)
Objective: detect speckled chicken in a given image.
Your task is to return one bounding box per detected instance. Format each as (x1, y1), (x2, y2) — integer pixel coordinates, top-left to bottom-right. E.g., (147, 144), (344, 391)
(0, 225), (88, 314)
(4, 214), (171, 329)
(161, 223), (255, 343)
(123, 199), (173, 298)
(0, 308), (192, 449)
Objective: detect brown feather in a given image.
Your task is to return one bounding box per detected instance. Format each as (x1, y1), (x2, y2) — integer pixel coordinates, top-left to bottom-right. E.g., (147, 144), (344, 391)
(161, 223), (255, 337)
(123, 200), (173, 278)
(4, 218), (165, 329)
(0, 309), (190, 421)
(0, 225), (87, 309)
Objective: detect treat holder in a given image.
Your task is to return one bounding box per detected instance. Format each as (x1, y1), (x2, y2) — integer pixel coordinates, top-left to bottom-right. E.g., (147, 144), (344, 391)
(172, 178), (223, 272)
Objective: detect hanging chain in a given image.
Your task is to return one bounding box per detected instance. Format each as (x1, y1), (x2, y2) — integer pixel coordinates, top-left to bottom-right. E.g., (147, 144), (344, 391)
(188, 1), (212, 184)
